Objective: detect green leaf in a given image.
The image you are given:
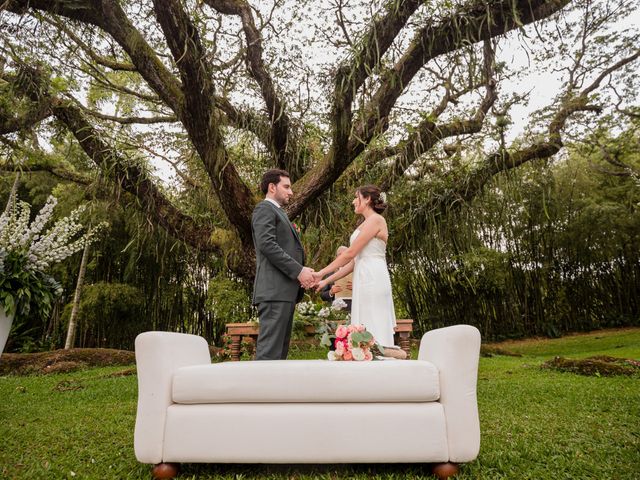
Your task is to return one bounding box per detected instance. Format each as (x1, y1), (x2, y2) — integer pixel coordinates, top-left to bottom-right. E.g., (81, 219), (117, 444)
(320, 333), (333, 348)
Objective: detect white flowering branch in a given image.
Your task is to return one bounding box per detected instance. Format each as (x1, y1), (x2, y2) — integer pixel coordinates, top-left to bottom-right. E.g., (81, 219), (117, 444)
(1, 192), (107, 274)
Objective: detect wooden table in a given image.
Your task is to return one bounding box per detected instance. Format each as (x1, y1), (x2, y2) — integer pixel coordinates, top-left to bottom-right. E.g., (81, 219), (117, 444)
(225, 319), (414, 361)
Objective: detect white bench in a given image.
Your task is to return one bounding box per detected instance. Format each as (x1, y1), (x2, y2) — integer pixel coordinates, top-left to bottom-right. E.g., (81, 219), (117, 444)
(134, 325), (481, 479)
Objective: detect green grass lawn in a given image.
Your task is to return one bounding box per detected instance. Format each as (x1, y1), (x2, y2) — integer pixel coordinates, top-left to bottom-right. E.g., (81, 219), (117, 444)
(1, 328), (639, 479)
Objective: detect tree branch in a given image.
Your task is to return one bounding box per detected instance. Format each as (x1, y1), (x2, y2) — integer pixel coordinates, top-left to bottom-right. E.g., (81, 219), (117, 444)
(0, 99), (52, 134)
(470, 47), (640, 191)
(214, 95), (273, 146)
(327, 0), (426, 180)
(204, 0), (295, 173)
(5, 0), (259, 247)
(0, 139), (96, 185)
(0, 67), (55, 133)
(4, 0), (186, 113)
(3, 59), (216, 253)
(350, 0), (571, 158)
(422, 48), (640, 215)
(340, 0), (424, 105)
(150, 0), (255, 246)
(43, 15), (137, 72)
(51, 98), (218, 252)
(152, 0), (214, 136)
(77, 63), (163, 103)
(580, 48), (640, 98)
(379, 40), (498, 190)
(74, 101), (177, 125)
(289, 0), (570, 218)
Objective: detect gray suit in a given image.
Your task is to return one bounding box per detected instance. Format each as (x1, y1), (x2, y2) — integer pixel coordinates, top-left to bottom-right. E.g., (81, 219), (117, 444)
(252, 200), (305, 359)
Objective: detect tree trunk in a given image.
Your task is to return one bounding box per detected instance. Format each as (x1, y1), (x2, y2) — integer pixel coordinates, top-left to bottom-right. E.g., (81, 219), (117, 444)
(64, 241), (90, 349)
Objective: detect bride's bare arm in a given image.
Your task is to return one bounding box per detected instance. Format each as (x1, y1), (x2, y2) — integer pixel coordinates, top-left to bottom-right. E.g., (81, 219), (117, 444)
(316, 216), (384, 278)
(324, 261), (354, 284)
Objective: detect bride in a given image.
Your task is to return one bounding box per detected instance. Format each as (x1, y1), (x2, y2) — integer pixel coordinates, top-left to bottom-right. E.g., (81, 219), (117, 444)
(315, 185), (396, 347)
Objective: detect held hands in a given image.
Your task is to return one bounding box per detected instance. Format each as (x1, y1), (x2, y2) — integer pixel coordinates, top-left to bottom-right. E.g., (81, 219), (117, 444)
(298, 268), (336, 290)
(297, 267), (317, 289)
(311, 271), (326, 292)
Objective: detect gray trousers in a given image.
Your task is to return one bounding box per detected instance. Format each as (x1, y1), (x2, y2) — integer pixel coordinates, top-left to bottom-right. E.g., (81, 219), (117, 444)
(255, 301), (296, 360)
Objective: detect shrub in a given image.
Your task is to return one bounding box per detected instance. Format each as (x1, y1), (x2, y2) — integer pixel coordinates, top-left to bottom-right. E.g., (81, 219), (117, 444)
(206, 275), (253, 339)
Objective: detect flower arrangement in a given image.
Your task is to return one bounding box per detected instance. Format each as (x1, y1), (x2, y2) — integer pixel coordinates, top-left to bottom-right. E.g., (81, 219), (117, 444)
(295, 300), (316, 316)
(296, 299), (350, 319)
(296, 300), (332, 323)
(293, 301), (349, 344)
(325, 324), (375, 361)
(0, 193), (105, 319)
(295, 299), (349, 338)
(331, 298), (348, 311)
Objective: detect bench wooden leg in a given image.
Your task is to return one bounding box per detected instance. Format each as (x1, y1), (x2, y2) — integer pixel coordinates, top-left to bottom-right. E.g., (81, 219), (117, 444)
(432, 462), (459, 479)
(152, 463), (179, 479)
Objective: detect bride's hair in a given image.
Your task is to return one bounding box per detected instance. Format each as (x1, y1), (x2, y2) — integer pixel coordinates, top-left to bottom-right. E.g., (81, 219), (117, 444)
(356, 185), (387, 214)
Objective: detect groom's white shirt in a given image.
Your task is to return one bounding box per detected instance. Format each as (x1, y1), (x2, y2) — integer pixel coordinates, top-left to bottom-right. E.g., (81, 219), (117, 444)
(265, 198), (281, 208)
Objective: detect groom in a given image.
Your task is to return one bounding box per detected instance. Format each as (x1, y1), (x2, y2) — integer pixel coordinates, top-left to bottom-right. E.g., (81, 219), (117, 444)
(252, 169), (315, 360)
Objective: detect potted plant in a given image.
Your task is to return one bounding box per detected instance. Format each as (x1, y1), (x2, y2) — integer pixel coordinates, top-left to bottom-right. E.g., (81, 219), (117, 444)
(0, 193), (103, 355)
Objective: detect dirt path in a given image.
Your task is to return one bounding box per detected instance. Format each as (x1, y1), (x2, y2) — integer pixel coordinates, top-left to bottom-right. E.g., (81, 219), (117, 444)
(0, 348), (135, 375)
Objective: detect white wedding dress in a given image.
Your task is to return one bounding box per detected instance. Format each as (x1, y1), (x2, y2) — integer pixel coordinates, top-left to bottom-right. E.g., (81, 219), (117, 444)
(349, 229), (397, 347)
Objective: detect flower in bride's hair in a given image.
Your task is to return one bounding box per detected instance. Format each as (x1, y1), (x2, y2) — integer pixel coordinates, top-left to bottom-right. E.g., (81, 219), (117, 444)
(379, 192), (387, 203)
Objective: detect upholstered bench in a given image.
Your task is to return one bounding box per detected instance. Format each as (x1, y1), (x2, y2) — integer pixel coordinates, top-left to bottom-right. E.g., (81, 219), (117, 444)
(134, 324), (481, 479)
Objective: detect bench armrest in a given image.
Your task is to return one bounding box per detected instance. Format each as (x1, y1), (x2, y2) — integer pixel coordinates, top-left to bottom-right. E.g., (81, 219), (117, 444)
(418, 324), (481, 463)
(134, 331), (210, 464)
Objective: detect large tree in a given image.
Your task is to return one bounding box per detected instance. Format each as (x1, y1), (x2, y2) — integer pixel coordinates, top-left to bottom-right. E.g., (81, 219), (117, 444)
(1, 0), (638, 279)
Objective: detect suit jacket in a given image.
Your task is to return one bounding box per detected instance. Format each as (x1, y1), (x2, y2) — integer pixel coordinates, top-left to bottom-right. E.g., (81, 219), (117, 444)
(252, 200), (305, 305)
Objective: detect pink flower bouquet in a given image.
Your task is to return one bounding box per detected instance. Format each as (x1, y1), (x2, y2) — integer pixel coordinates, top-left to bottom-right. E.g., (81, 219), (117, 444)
(326, 324), (375, 361)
